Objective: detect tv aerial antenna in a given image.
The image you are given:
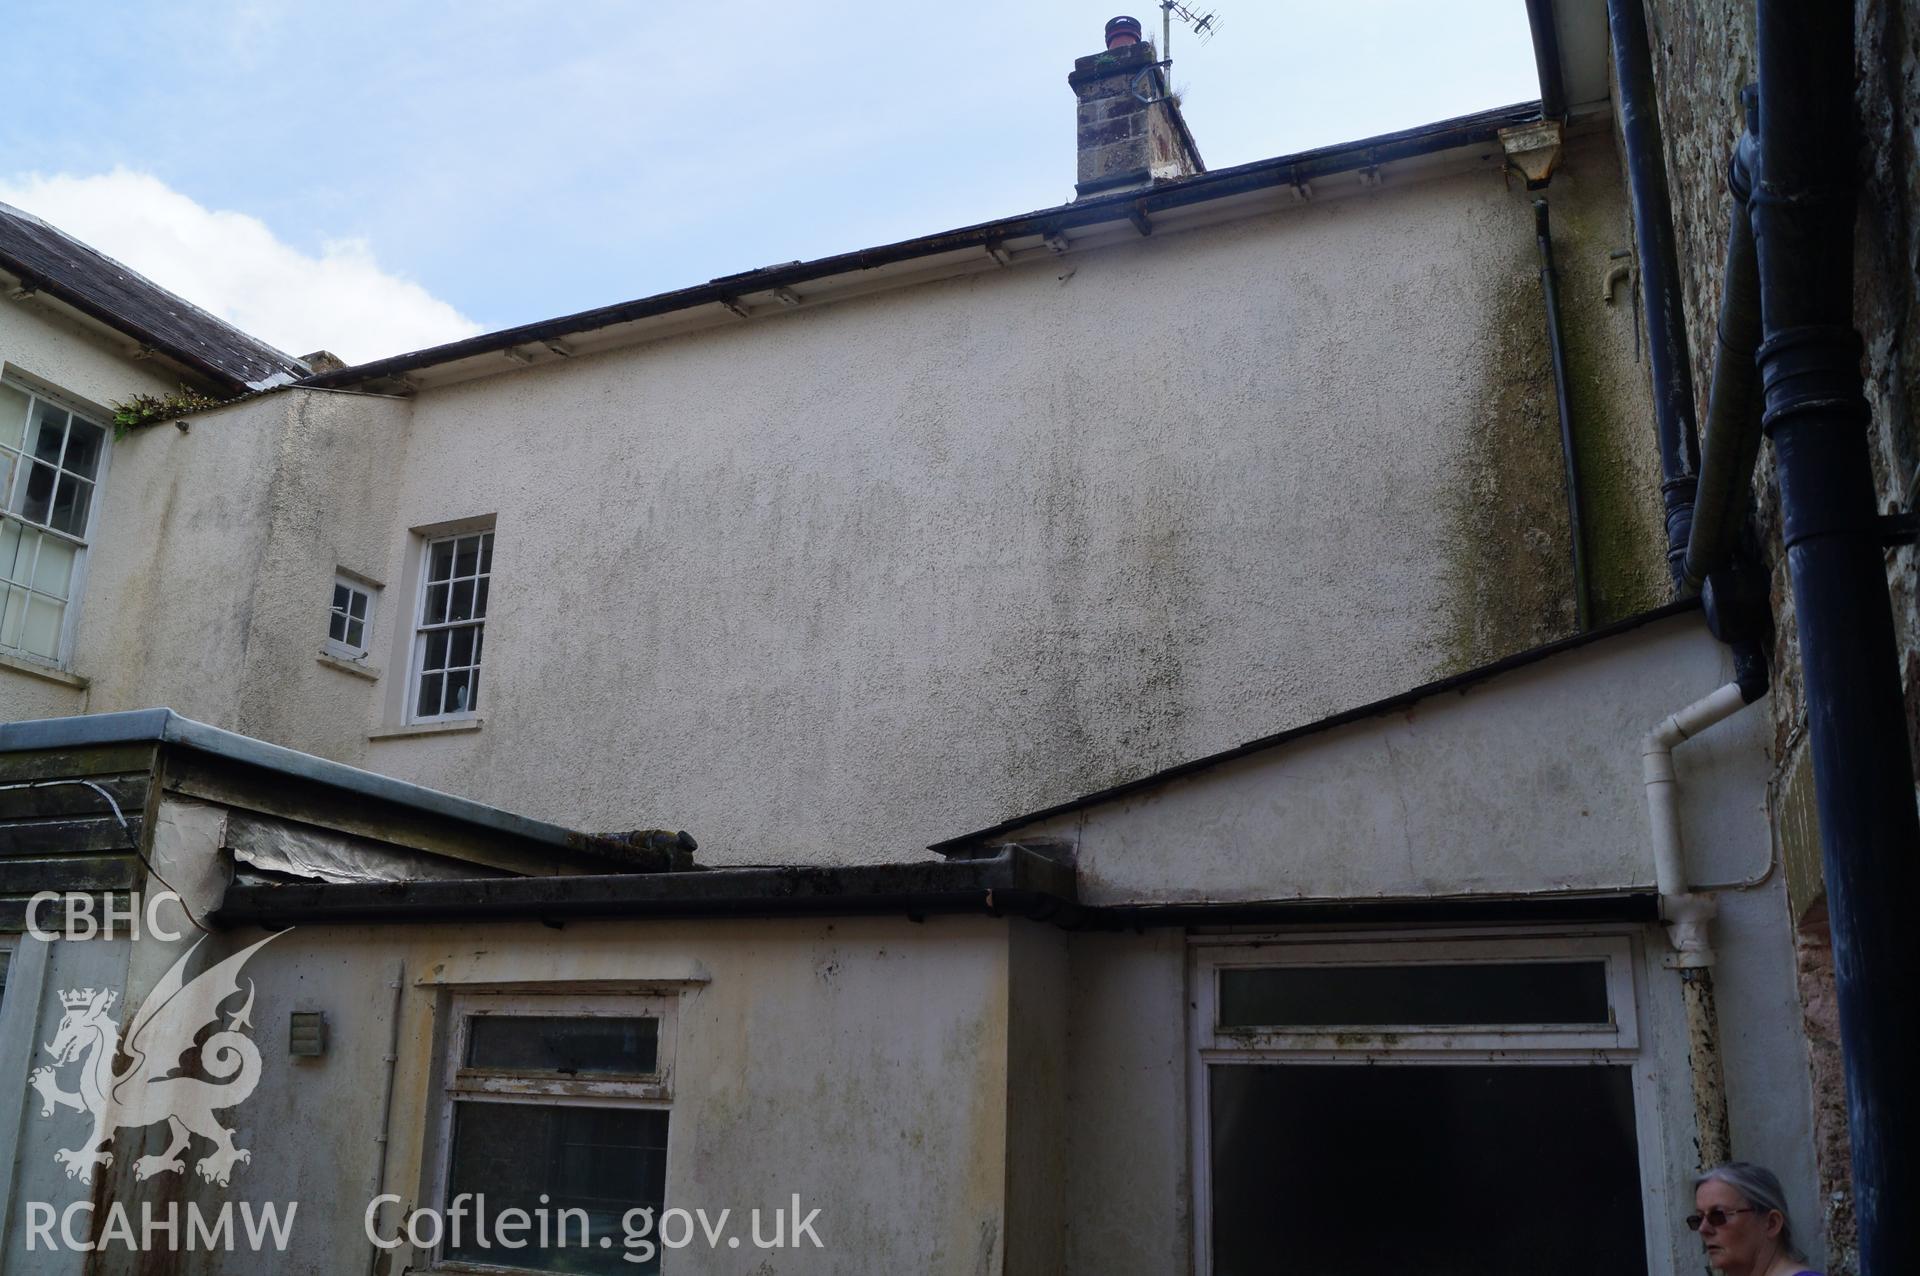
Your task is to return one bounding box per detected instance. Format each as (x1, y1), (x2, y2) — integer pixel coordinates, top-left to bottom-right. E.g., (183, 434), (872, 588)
(1160, 1), (1224, 79)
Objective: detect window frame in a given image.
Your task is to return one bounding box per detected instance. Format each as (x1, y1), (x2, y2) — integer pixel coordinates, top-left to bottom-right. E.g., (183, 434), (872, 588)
(324, 573), (378, 661)
(423, 991), (677, 1275)
(0, 375), (113, 668)
(406, 527), (493, 724)
(1187, 928), (1670, 1276)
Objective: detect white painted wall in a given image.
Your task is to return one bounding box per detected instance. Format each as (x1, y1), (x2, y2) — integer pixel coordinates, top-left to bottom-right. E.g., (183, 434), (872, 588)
(57, 135), (1661, 870)
(997, 613), (1772, 903)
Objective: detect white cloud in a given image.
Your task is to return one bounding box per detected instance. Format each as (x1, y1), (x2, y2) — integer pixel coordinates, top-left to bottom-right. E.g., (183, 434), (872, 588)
(0, 169), (482, 365)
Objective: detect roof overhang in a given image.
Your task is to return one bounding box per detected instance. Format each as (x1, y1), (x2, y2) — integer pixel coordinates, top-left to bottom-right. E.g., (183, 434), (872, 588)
(307, 101), (1548, 395)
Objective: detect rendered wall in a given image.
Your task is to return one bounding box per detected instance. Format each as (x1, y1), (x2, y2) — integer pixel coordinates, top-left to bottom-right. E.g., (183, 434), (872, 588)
(1, 912), (1019, 1276)
(53, 132), (1664, 868)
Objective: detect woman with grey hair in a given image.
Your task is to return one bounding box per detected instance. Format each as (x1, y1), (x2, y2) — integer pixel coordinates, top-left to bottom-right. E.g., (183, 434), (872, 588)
(1689, 1162), (1820, 1276)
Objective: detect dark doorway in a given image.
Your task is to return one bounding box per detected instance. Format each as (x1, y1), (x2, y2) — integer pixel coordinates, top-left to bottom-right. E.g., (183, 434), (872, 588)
(1208, 1063), (1647, 1276)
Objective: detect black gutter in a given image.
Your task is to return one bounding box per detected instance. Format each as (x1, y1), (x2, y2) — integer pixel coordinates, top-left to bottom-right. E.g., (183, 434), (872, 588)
(1524, 0), (1569, 119)
(216, 848), (1079, 926)
(1606, 0), (1701, 587)
(1682, 88), (1766, 594)
(1535, 198), (1591, 629)
(0, 254), (250, 396)
(932, 599), (1698, 854)
(214, 849), (1654, 932)
(302, 102), (1544, 391)
(1751, 4), (1920, 1270)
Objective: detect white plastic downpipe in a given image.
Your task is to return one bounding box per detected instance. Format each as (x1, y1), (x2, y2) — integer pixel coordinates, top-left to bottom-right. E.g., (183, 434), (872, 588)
(1640, 679), (1756, 1170)
(1643, 680), (1750, 960)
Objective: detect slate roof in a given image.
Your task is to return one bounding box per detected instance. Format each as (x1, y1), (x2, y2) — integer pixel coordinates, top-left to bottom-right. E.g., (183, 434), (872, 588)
(0, 200), (307, 393)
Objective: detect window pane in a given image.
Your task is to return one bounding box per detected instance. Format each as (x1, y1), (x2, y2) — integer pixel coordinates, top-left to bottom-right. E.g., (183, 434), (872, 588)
(332, 583), (349, 612)
(449, 579), (474, 622)
(446, 1102), (668, 1275)
(19, 463), (55, 524)
(30, 535), (74, 600)
(345, 617), (364, 648)
(0, 384), (29, 451)
(1218, 961), (1611, 1028)
(348, 589), (367, 619)
(449, 626), (473, 668)
(479, 532), (493, 574)
(0, 586), (28, 648)
(467, 667), (481, 709)
(0, 452), (16, 513)
(425, 582), (448, 625)
(424, 628), (449, 671)
(329, 612), (347, 642)
(61, 419), (104, 480)
(473, 629), (484, 665)
(1209, 1064), (1646, 1276)
(468, 1016), (661, 1075)
(49, 474), (91, 536)
(454, 535), (479, 578)
(416, 672), (443, 718)
(474, 578), (489, 618)
(21, 595), (63, 658)
(28, 401), (66, 463)
(429, 539), (455, 582)
(444, 668), (471, 713)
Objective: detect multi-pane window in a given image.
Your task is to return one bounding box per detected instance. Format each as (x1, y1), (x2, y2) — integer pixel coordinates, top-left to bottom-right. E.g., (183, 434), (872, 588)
(1192, 935), (1651, 1276)
(326, 576), (375, 659)
(0, 381), (107, 662)
(411, 530), (491, 720)
(432, 994), (674, 1275)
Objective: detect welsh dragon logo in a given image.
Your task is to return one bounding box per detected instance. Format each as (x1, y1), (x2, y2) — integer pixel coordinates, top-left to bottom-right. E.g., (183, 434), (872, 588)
(29, 933), (279, 1186)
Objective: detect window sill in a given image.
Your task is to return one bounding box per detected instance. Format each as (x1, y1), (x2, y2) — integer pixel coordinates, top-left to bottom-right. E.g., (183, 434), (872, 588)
(0, 651), (89, 689)
(368, 718), (483, 741)
(317, 651), (381, 682)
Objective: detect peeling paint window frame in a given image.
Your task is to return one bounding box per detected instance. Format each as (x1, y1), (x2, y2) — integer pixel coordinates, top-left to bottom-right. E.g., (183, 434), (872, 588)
(0, 375), (112, 669)
(325, 573), (377, 661)
(1187, 929), (1670, 1276)
(423, 991), (677, 1274)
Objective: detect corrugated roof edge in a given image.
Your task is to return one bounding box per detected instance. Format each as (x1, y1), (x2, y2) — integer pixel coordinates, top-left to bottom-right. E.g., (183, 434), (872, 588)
(303, 100), (1543, 391)
(0, 708), (587, 855)
(930, 600), (1704, 855)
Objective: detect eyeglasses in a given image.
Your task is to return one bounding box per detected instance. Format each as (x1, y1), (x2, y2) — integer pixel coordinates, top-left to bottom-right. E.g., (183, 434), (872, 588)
(1686, 1207), (1759, 1231)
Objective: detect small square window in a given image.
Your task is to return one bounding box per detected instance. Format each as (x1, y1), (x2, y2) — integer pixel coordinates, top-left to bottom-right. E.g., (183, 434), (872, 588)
(324, 575), (377, 660)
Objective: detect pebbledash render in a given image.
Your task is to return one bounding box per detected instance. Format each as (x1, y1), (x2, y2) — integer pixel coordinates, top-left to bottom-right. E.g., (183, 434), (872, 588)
(1, 5), (1905, 1275)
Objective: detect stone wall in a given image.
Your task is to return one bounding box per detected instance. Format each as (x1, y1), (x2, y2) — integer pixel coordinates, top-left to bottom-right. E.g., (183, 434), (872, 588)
(1641, 3), (1920, 1270)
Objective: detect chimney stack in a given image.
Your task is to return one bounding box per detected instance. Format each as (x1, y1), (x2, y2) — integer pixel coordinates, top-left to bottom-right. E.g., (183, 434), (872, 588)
(1070, 15), (1204, 199)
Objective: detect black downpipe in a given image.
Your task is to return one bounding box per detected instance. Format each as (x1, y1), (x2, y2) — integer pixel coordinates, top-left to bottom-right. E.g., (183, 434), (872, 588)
(1524, 0), (1569, 120)
(1753, 5), (1920, 1274)
(1683, 89), (1766, 594)
(1534, 199), (1591, 630)
(1606, 0), (1701, 586)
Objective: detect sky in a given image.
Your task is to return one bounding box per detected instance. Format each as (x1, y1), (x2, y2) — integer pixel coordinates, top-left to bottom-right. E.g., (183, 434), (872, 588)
(2, 2), (1540, 365)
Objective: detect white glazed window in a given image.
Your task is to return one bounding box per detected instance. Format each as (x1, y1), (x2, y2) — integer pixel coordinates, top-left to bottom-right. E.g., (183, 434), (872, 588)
(409, 529), (492, 721)
(425, 993), (674, 1275)
(1191, 932), (1667, 1276)
(326, 575), (376, 660)
(0, 380), (108, 664)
